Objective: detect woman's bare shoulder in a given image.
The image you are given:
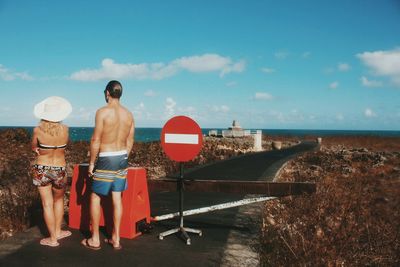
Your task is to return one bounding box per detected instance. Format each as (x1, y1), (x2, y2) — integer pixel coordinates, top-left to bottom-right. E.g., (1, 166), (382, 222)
(33, 126), (41, 135)
(61, 124), (69, 136)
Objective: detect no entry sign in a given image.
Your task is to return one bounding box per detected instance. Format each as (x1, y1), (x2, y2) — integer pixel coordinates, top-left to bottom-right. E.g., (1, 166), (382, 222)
(161, 116), (203, 162)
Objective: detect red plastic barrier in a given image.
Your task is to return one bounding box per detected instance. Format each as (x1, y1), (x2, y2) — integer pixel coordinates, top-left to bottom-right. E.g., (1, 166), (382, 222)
(68, 164), (151, 239)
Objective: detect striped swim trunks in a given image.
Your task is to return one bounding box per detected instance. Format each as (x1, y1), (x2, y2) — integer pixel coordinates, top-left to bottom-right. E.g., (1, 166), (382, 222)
(92, 150), (128, 196)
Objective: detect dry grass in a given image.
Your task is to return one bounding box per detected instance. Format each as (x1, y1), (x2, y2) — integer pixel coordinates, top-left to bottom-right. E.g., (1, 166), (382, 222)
(260, 136), (400, 266)
(322, 135), (400, 152)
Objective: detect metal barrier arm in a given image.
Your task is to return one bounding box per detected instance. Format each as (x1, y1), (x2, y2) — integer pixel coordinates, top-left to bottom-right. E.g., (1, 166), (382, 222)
(152, 196), (277, 222)
(148, 179), (316, 196)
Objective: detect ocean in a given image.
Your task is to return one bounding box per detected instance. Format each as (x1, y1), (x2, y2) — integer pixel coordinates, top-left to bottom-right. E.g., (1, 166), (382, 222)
(1, 126), (400, 142)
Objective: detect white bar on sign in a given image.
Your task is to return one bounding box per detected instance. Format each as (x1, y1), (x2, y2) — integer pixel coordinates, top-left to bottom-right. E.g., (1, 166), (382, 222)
(165, 133), (199, 144)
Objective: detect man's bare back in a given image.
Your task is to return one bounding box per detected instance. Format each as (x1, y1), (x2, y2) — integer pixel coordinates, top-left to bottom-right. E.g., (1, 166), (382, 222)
(97, 104), (134, 152)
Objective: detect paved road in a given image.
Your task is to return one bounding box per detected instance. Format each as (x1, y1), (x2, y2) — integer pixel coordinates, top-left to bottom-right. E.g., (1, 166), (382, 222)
(0, 141), (317, 267)
(185, 141), (317, 181)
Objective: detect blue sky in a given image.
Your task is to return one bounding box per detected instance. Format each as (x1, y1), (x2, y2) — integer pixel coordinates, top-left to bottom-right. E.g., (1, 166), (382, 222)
(1, 0), (400, 130)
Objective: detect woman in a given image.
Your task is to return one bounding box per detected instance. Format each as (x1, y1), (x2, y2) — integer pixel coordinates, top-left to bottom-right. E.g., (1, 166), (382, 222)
(31, 96), (72, 247)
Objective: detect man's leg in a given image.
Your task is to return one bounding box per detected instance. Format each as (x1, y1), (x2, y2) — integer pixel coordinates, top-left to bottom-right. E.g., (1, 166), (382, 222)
(111, 191), (123, 247)
(82, 192), (101, 247)
(90, 192), (101, 243)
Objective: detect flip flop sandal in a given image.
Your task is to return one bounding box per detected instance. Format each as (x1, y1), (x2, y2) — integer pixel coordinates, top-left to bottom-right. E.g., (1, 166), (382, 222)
(82, 239), (101, 250)
(40, 238), (60, 247)
(104, 238), (122, 250)
(57, 230), (72, 240)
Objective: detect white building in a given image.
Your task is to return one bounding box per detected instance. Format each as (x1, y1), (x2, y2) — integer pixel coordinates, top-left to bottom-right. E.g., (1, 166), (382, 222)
(208, 120), (263, 151)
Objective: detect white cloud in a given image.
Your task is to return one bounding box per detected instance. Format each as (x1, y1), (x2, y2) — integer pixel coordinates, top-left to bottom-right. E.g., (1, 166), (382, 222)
(132, 102), (146, 119)
(212, 105), (230, 113)
(261, 67), (275, 74)
(360, 76), (383, 88)
(178, 106), (196, 113)
(364, 108), (377, 118)
(301, 52), (311, 59)
(144, 90), (157, 97)
(254, 92), (273, 100)
(70, 54), (245, 81)
(68, 107), (95, 122)
(0, 64), (33, 81)
(267, 110), (305, 123)
(336, 114), (344, 121)
(164, 97), (176, 118)
(323, 67), (335, 74)
(357, 48), (400, 86)
(220, 105), (230, 113)
(220, 60), (245, 77)
(175, 54), (245, 77)
(329, 81), (339, 89)
(274, 51), (289, 60)
(338, 63), (350, 72)
(226, 81), (237, 87)
(0, 107), (11, 117)
(177, 106), (199, 119)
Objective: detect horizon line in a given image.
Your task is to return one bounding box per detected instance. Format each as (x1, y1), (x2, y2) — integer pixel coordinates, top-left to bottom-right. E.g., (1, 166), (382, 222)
(1, 125), (399, 132)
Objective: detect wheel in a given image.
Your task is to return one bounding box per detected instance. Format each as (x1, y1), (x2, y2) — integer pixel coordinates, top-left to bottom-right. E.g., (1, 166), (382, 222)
(186, 240), (191, 245)
(199, 231), (202, 237)
(159, 235), (163, 240)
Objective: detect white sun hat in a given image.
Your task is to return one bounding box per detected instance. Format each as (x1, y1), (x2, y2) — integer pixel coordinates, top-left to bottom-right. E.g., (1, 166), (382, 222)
(34, 96), (72, 122)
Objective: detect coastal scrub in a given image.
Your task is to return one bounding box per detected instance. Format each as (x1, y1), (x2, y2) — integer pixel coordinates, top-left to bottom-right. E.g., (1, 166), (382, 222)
(260, 136), (400, 266)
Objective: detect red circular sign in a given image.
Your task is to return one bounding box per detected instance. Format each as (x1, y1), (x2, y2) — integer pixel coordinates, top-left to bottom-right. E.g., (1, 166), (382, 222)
(161, 116), (203, 162)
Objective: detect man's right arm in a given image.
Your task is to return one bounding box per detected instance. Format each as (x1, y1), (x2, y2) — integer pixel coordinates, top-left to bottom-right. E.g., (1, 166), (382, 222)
(89, 109), (104, 175)
(126, 116), (135, 156)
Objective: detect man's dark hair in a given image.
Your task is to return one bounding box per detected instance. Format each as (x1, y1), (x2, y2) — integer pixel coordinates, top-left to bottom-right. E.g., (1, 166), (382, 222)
(105, 80), (123, 99)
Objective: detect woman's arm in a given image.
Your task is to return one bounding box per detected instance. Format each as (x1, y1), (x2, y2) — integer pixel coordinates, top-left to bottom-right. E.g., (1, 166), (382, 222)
(31, 127), (40, 155)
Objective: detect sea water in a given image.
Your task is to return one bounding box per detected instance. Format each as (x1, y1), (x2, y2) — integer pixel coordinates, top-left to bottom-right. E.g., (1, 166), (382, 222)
(1, 126), (400, 143)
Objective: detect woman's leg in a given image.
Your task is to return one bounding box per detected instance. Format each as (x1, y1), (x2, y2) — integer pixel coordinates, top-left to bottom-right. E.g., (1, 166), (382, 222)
(38, 185), (59, 246)
(52, 187), (66, 238)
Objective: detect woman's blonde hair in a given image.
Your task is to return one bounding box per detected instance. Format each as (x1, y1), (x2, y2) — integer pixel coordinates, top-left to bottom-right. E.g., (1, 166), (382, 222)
(39, 120), (64, 137)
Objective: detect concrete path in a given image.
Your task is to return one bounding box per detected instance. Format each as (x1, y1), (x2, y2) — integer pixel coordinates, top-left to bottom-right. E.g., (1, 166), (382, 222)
(185, 141), (316, 180)
(0, 141), (317, 267)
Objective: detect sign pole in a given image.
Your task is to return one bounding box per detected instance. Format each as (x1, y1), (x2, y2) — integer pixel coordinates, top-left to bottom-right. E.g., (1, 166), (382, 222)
(179, 162), (184, 229)
(178, 163), (190, 243)
(159, 162), (202, 245)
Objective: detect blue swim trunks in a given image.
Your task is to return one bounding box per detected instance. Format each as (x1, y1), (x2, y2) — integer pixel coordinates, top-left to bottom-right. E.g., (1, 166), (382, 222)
(92, 150), (128, 196)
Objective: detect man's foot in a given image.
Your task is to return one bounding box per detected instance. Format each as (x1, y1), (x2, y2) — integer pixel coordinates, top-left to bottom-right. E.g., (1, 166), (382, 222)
(40, 238), (59, 247)
(57, 230), (72, 240)
(104, 238), (122, 250)
(81, 238), (101, 250)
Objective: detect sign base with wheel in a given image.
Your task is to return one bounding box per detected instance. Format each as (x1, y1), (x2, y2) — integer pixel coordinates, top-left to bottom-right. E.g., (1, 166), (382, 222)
(158, 164), (202, 245)
(159, 116), (203, 245)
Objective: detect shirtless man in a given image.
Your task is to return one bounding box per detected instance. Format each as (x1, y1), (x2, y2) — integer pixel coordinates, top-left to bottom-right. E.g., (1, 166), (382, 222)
(82, 80), (134, 250)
